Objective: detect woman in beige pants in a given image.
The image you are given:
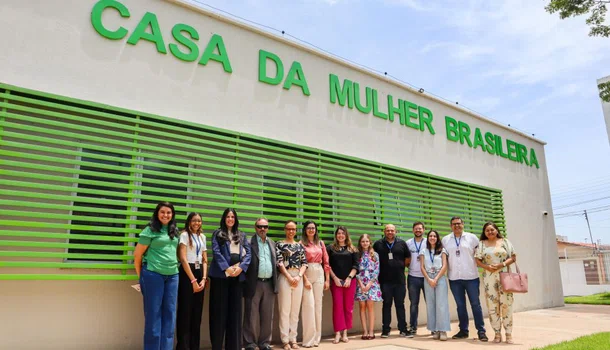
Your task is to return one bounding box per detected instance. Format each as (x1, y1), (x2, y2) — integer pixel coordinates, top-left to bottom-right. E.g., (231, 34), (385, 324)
(300, 221), (330, 347)
(276, 220), (308, 350)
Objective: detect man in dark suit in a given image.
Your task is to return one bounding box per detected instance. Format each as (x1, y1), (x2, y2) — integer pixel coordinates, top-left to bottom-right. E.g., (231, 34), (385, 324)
(243, 218), (278, 350)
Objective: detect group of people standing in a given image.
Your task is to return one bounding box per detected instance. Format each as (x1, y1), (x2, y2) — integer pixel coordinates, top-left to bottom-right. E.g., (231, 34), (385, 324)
(133, 201), (517, 350)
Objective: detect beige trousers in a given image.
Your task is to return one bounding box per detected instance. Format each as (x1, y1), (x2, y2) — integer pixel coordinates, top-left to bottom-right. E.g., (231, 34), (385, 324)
(278, 269), (303, 344)
(301, 263), (324, 347)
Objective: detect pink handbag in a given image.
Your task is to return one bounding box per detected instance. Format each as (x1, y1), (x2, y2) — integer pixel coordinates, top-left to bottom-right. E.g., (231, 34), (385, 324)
(500, 263), (528, 293)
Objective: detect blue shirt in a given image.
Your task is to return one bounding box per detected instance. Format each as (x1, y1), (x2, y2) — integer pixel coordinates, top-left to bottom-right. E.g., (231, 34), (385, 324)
(257, 235), (273, 279)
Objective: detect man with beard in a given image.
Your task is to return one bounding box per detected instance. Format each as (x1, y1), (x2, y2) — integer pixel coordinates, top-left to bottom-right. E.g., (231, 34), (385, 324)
(406, 222), (426, 335)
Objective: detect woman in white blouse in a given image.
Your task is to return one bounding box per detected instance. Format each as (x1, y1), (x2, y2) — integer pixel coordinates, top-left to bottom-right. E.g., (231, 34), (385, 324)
(176, 212), (208, 350)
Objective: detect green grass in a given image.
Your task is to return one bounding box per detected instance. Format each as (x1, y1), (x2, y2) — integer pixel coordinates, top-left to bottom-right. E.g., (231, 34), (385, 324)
(564, 292), (610, 305)
(530, 332), (610, 350)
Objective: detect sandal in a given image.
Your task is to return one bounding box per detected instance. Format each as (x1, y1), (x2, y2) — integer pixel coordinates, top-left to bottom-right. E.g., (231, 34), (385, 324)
(341, 335), (349, 343)
(369, 334), (376, 339)
(290, 342), (300, 349)
(283, 344), (291, 350)
(332, 333), (341, 344)
(494, 332), (502, 343)
(505, 334), (513, 344)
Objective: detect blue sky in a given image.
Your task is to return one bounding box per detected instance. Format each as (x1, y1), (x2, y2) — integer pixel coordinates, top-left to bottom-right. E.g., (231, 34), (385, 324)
(187, 0), (610, 245)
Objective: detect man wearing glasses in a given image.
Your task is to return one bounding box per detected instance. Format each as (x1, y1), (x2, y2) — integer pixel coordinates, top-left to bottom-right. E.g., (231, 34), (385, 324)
(243, 218), (278, 350)
(442, 216), (487, 342)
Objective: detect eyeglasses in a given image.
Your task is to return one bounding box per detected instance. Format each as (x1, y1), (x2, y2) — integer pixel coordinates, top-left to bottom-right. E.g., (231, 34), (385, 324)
(256, 225), (269, 229)
(451, 223), (463, 226)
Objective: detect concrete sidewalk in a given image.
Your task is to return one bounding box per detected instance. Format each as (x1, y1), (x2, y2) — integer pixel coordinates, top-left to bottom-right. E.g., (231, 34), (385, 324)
(307, 304), (610, 350)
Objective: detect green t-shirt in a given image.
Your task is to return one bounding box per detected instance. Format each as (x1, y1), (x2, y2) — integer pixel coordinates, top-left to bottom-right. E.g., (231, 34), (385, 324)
(138, 225), (179, 275)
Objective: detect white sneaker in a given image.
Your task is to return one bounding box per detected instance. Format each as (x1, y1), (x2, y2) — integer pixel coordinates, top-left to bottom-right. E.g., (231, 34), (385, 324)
(433, 332), (440, 340)
(440, 332), (448, 341)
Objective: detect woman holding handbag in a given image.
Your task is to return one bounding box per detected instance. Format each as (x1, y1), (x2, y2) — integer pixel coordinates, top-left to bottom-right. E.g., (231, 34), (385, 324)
(475, 221), (517, 344)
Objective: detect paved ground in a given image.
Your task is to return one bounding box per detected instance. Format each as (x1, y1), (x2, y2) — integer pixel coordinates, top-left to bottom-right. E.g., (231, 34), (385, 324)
(303, 304), (610, 350)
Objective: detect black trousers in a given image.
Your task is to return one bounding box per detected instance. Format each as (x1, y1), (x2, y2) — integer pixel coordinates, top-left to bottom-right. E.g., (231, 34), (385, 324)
(381, 282), (407, 333)
(209, 277), (243, 350)
(176, 265), (205, 350)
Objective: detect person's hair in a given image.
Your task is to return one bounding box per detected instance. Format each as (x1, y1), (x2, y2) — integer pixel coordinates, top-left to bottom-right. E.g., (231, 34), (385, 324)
(217, 208), (241, 244)
(480, 221), (503, 241)
(183, 212), (202, 247)
(412, 221), (425, 229)
(148, 201), (178, 240)
(450, 216), (464, 224)
(331, 226), (356, 252)
(357, 234), (376, 262)
(300, 220), (320, 246)
(426, 230), (443, 255)
(284, 220), (298, 240)
(254, 217), (268, 226)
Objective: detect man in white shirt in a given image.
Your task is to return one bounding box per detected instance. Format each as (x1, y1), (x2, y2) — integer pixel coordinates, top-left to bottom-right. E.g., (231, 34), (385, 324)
(441, 216), (488, 342)
(406, 222), (426, 335)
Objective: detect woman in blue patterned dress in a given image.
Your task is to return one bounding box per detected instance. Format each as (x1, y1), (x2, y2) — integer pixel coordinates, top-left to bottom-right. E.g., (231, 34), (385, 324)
(355, 234), (382, 340)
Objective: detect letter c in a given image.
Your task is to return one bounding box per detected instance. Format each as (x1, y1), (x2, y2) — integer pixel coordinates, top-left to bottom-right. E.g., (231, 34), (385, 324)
(91, 0), (130, 40)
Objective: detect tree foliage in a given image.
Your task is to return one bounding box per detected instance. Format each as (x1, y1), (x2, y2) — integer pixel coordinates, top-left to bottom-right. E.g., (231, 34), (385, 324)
(546, 0), (610, 37)
(546, 1), (610, 102)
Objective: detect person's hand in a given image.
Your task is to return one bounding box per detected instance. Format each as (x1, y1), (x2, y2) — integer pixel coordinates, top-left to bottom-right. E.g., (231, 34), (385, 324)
(324, 280), (330, 291)
(304, 279), (312, 290)
(343, 277), (352, 288)
(364, 282), (372, 293)
(333, 276), (342, 287)
(192, 281), (203, 293)
(232, 266), (243, 276)
(428, 278), (437, 288)
(198, 279), (207, 290)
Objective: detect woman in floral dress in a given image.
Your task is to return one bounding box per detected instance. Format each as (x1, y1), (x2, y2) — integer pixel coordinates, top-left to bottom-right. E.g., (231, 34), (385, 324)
(475, 221), (517, 344)
(355, 234), (382, 340)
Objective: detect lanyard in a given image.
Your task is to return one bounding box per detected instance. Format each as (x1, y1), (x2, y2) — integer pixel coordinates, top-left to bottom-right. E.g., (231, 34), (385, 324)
(429, 250), (435, 265)
(192, 234), (201, 257)
(414, 239), (423, 254)
(454, 235), (462, 249)
(385, 240), (395, 251)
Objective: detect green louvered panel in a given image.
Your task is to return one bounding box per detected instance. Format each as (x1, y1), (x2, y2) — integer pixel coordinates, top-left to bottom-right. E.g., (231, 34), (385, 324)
(0, 83), (506, 280)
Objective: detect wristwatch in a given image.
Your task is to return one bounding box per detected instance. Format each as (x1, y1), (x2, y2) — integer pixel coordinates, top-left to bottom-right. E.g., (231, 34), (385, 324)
(298, 272), (303, 277)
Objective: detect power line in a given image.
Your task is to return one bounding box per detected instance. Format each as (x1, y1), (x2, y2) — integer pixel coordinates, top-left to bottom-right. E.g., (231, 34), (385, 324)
(551, 175), (610, 194)
(555, 204), (610, 218)
(552, 183), (610, 201)
(552, 196), (610, 210)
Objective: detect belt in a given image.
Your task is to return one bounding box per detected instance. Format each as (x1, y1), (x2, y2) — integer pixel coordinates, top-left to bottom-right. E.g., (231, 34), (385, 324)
(258, 277), (272, 282)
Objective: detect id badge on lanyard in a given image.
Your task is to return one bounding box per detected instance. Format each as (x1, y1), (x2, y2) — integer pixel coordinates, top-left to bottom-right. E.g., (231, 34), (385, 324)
(193, 234), (201, 269)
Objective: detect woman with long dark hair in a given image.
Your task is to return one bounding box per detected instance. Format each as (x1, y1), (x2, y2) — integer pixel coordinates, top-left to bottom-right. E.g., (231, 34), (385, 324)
(133, 201), (180, 350)
(475, 222), (517, 344)
(300, 220), (330, 348)
(327, 226), (359, 344)
(176, 212), (208, 350)
(419, 230), (450, 341)
(208, 208), (251, 350)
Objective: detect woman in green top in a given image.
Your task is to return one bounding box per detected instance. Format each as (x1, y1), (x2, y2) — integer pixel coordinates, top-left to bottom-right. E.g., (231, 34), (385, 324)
(134, 201), (180, 350)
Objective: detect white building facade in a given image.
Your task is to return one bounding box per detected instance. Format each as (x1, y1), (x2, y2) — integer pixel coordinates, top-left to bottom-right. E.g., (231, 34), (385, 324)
(0, 1), (563, 348)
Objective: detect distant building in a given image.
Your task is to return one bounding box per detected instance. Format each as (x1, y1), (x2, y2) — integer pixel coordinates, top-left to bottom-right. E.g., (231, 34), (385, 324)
(598, 75), (610, 145)
(557, 239), (610, 296)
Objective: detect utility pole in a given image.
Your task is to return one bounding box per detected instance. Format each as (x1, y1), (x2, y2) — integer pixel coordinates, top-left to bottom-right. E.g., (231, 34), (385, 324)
(584, 210), (596, 252)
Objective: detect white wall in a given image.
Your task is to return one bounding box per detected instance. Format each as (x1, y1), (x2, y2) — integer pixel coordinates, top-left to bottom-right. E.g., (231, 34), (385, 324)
(560, 260), (610, 296)
(0, 0), (563, 348)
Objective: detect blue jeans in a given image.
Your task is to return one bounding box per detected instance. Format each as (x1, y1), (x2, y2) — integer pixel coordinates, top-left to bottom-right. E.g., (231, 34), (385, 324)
(407, 275), (425, 330)
(423, 273), (450, 332)
(140, 265), (179, 350)
(449, 278), (486, 334)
